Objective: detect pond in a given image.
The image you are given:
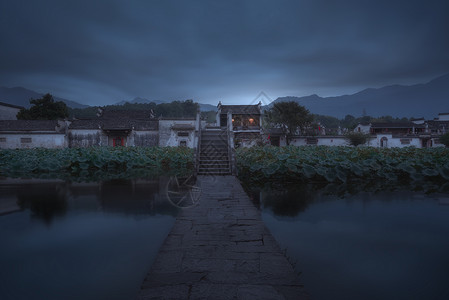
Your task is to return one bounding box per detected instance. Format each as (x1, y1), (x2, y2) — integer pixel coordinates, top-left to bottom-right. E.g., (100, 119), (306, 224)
(252, 184), (449, 300)
(0, 178), (179, 300)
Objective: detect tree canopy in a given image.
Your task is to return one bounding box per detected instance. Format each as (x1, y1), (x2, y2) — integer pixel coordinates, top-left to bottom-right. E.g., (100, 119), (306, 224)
(439, 133), (449, 147)
(68, 100), (199, 119)
(265, 102), (313, 142)
(17, 93), (69, 120)
(344, 132), (371, 146)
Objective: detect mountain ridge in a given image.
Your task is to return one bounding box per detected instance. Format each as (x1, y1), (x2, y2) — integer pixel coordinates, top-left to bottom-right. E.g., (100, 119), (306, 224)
(0, 86), (88, 109)
(270, 73), (449, 119)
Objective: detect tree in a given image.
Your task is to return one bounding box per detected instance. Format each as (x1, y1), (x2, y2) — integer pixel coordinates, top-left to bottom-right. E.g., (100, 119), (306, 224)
(344, 132), (371, 146)
(17, 93), (69, 120)
(439, 133), (449, 147)
(265, 102), (313, 144)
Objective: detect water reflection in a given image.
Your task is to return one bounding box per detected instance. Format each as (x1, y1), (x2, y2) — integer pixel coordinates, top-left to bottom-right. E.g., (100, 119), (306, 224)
(0, 178), (181, 300)
(255, 182), (449, 300)
(1, 178), (180, 224)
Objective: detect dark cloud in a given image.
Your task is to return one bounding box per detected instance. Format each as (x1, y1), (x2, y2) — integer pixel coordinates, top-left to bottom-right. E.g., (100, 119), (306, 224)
(1, 0), (448, 106)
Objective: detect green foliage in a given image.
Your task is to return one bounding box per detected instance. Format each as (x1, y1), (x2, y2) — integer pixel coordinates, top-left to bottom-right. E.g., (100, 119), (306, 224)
(17, 93), (69, 120)
(265, 102), (313, 139)
(68, 100), (199, 119)
(201, 110), (216, 123)
(68, 106), (100, 119)
(0, 147), (194, 181)
(236, 146), (449, 185)
(439, 133), (449, 147)
(344, 132), (371, 146)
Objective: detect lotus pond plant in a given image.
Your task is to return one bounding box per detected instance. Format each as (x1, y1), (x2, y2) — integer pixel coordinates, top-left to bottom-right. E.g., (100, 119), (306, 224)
(236, 145), (449, 185)
(0, 146), (194, 181)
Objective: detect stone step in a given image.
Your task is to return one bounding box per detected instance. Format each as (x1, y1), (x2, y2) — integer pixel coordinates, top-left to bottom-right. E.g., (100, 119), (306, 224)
(197, 171), (231, 175)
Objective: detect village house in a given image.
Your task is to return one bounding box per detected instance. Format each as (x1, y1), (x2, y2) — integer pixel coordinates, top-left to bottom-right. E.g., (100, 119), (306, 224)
(215, 101), (262, 147)
(0, 108), (199, 149)
(1, 100), (448, 150)
(0, 120), (67, 148)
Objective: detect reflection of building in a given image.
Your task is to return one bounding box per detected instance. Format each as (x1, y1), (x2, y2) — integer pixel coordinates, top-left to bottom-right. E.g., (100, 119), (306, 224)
(0, 179), (179, 220)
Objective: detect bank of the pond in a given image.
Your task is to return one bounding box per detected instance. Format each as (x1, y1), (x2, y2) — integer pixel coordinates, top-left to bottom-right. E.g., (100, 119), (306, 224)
(237, 146), (449, 186)
(0, 147), (194, 181)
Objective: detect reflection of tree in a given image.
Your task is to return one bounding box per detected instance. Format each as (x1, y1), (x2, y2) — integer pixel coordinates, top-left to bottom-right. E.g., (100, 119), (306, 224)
(17, 184), (68, 225)
(262, 184), (316, 217)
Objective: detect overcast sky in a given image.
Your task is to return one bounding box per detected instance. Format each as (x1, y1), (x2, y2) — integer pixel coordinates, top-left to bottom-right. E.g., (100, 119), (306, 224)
(1, 0), (448, 106)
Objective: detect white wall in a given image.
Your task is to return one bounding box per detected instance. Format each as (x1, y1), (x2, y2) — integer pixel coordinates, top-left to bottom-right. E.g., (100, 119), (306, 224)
(0, 133), (66, 149)
(368, 134), (422, 148)
(290, 136), (348, 146)
(158, 120), (196, 148)
(68, 129), (102, 147)
(133, 131), (159, 147)
(438, 114), (449, 121)
(354, 124), (371, 134)
(0, 105), (20, 120)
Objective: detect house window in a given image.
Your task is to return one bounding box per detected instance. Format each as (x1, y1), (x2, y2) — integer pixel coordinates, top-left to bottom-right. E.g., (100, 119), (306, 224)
(306, 138), (318, 145)
(400, 139), (411, 145)
(434, 138), (441, 144)
(21, 137), (32, 143)
(178, 132), (189, 137)
(179, 140), (187, 147)
(0, 137), (6, 142)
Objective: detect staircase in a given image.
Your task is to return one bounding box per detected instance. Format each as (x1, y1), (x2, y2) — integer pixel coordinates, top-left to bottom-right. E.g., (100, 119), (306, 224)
(198, 128), (231, 175)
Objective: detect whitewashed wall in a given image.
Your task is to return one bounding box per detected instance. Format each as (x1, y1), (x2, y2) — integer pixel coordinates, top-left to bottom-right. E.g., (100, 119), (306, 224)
(68, 129), (102, 147)
(290, 136), (348, 146)
(0, 133), (66, 149)
(354, 124), (371, 133)
(158, 120), (196, 148)
(0, 106), (20, 120)
(368, 134), (422, 148)
(133, 131), (159, 147)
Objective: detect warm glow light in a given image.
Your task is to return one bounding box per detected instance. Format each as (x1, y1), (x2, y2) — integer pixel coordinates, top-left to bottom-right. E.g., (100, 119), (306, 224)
(249, 118), (254, 123)
(232, 118), (234, 122)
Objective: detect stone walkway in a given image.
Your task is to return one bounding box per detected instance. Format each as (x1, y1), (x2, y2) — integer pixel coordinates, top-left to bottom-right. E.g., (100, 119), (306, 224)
(138, 176), (308, 299)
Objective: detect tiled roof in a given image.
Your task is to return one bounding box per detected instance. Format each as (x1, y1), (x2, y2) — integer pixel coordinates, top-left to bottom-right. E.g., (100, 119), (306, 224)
(426, 120), (449, 129)
(69, 119), (101, 129)
(0, 101), (24, 110)
(171, 124), (195, 130)
(133, 120), (158, 131)
(219, 105), (260, 115)
(0, 120), (59, 131)
(100, 110), (154, 120)
(371, 122), (425, 128)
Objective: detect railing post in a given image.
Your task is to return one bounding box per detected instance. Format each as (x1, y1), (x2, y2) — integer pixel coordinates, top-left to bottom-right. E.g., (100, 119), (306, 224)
(194, 109), (202, 176)
(227, 111), (237, 175)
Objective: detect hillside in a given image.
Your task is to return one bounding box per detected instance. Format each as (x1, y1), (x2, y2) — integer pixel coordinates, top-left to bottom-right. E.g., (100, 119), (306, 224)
(0, 87), (88, 109)
(116, 97), (216, 111)
(271, 73), (449, 119)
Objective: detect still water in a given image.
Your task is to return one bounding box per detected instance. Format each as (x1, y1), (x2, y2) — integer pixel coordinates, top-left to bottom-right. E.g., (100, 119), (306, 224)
(255, 184), (449, 300)
(0, 179), (179, 300)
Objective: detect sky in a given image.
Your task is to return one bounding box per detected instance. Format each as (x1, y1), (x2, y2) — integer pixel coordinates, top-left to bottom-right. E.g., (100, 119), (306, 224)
(1, 0), (448, 106)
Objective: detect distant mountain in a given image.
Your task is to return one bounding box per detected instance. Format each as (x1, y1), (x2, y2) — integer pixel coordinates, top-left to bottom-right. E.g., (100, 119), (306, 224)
(0, 86), (88, 109)
(116, 97), (217, 111)
(270, 73), (449, 119)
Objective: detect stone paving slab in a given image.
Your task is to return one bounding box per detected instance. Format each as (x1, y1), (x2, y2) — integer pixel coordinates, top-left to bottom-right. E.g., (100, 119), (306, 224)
(138, 175), (308, 300)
